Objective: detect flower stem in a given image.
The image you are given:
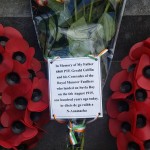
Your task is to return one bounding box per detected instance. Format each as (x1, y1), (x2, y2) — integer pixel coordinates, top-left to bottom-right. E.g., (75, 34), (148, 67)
(80, 133), (85, 150)
(83, 0), (85, 17)
(74, 0), (78, 21)
(88, 0), (94, 23)
(104, 1), (110, 13)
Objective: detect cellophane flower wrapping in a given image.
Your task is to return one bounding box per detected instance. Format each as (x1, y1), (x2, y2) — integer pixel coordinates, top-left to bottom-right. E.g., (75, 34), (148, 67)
(31, 0), (126, 88)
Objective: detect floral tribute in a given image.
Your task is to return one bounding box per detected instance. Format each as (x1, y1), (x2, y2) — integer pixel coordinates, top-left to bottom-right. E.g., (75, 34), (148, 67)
(107, 38), (150, 150)
(0, 24), (49, 150)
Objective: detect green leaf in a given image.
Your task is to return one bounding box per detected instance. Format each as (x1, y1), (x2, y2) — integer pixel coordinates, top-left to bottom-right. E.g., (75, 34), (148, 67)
(66, 17), (88, 40)
(65, 17), (105, 56)
(99, 12), (115, 42)
(67, 17), (91, 56)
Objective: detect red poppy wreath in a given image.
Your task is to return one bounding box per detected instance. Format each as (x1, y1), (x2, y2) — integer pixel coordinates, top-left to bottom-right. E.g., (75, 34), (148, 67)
(107, 38), (150, 150)
(0, 24), (49, 150)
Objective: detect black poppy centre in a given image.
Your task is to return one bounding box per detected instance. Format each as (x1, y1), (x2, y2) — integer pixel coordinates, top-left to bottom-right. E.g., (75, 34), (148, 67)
(144, 140), (150, 150)
(0, 36), (8, 47)
(120, 81), (132, 93)
(121, 122), (131, 133)
(13, 51), (26, 64)
(128, 64), (136, 72)
(32, 89), (42, 102)
(143, 66), (150, 79)
(30, 112), (42, 122)
(12, 121), (25, 134)
(0, 53), (3, 64)
(6, 72), (20, 85)
(128, 142), (140, 150)
(135, 89), (147, 102)
(136, 114), (147, 128)
(28, 69), (36, 80)
(118, 101), (129, 112)
(14, 97), (28, 110)
(0, 124), (4, 130)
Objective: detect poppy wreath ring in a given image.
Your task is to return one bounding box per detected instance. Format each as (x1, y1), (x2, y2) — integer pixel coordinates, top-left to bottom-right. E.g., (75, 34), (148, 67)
(107, 38), (150, 150)
(0, 24), (49, 150)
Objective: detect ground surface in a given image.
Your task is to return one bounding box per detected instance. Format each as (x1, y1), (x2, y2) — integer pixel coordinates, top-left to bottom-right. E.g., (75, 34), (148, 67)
(0, 0), (150, 150)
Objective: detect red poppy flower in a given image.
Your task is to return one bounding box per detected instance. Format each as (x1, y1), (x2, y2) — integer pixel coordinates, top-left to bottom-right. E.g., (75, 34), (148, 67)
(117, 133), (144, 150)
(2, 77), (44, 106)
(1, 121), (38, 147)
(129, 40), (150, 61)
(109, 109), (136, 137)
(0, 24), (22, 47)
(107, 97), (134, 118)
(5, 38), (29, 55)
(28, 58), (45, 80)
(2, 84), (29, 106)
(24, 109), (50, 128)
(132, 104), (150, 141)
(0, 127), (15, 149)
(1, 105), (25, 127)
(0, 45), (13, 73)
(134, 83), (150, 109)
(110, 70), (133, 92)
(27, 78), (49, 112)
(0, 62), (32, 93)
(16, 132), (43, 150)
(1, 94), (31, 128)
(110, 70), (134, 101)
(135, 54), (150, 90)
(121, 56), (138, 72)
(5, 38), (39, 68)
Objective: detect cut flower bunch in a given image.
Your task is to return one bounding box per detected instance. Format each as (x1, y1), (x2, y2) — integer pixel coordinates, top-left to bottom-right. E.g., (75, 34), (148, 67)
(0, 24), (49, 150)
(32, 0), (124, 150)
(33, 0), (123, 58)
(107, 38), (150, 150)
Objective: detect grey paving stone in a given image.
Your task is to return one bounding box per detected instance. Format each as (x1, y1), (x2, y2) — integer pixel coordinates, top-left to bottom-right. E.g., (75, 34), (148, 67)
(0, 0), (31, 17)
(124, 0), (150, 16)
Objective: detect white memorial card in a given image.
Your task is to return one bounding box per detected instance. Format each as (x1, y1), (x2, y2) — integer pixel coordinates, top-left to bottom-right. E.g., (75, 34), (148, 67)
(48, 57), (103, 119)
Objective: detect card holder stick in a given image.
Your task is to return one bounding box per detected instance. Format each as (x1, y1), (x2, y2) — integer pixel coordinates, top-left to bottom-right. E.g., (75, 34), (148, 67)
(50, 56), (60, 64)
(53, 114), (66, 124)
(87, 48), (108, 61)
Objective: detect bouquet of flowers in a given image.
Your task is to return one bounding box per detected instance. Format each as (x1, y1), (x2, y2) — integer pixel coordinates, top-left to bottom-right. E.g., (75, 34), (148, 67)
(32, 0), (125, 80)
(31, 0), (126, 149)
